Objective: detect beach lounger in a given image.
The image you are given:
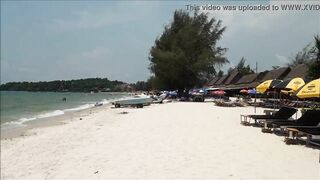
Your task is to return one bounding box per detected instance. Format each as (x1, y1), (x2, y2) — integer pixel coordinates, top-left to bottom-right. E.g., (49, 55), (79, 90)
(240, 106), (297, 126)
(271, 110), (320, 127)
(285, 126), (320, 146)
(263, 110), (320, 133)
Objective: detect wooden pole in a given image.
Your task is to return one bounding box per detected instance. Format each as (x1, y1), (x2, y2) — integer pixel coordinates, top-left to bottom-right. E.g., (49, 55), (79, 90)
(255, 61), (258, 113)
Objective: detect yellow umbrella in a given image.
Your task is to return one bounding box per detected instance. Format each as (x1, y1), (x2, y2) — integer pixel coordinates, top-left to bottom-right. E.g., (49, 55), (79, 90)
(274, 77), (305, 93)
(256, 79), (282, 93)
(296, 78), (320, 99)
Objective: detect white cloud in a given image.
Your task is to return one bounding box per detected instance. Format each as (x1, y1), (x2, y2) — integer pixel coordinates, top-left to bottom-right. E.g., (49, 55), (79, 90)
(202, 1), (318, 38)
(275, 54), (290, 66)
(199, 0), (319, 72)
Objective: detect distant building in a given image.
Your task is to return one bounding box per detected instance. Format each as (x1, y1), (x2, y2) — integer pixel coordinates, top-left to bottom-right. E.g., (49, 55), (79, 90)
(225, 73), (258, 90)
(259, 67), (290, 82)
(284, 64), (308, 81)
(214, 75), (229, 86)
(224, 70), (241, 85)
(205, 65), (310, 91)
(207, 76), (220, 86)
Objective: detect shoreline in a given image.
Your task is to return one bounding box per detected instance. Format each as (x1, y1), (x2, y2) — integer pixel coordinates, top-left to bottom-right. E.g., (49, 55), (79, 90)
(1, 101), (319, 179)
(0, 103), (111, 140)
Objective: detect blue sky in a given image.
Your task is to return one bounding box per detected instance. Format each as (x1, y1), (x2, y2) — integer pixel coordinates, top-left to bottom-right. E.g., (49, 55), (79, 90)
(1, 1), (319, 83)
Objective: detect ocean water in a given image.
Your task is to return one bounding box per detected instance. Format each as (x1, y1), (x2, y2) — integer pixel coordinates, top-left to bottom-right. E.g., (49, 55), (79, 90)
(0, 91), (129, 129)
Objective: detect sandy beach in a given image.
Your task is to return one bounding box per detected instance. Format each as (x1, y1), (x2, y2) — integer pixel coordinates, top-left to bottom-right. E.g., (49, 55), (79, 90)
(1, 102), (319, 180)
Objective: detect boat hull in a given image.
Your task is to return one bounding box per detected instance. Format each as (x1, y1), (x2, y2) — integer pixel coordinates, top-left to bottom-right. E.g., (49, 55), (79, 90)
(112, 97), (153, 108)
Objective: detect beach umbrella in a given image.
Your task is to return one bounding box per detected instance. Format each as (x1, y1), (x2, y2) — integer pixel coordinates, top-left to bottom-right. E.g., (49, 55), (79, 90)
(198, 88), (207, 94)
(256, 79), (282, 93)
(273, 77), (305, 93)
(205, 87), (219, 91)
(240, 89), (248, 94)
(248, 89), (260, 95)
(168, 91), (177, 96)
(295, 78), (320, 99)
(189, 88), (207, 95)
(211, 90), (226, 95)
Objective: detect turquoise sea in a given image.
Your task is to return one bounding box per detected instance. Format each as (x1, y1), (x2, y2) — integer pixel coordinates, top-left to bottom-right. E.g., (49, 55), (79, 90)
(0, 91), (129, 129)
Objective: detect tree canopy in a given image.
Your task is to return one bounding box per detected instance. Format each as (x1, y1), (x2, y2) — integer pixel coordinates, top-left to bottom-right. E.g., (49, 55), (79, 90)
(308, 35), (320, 79)
(288, 43), (315, 68)
(149, 10), (228, 93)
(288, 35), (320, 80)
(0, 78), (125, 92)
(228, 57), (254, 75)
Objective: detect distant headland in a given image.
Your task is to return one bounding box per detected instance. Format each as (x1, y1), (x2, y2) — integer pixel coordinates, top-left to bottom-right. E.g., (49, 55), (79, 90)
(0, 78), (130, 92)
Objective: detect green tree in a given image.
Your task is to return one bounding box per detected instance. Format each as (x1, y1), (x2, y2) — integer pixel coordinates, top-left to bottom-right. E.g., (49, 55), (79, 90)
(308, 35), (320, 79)
(217, 70), (224, 77)
(288, 41), (316, 68)
(228, 57), (254, 75)
(0, 78), (125, 92)
(149, 10), (228, 95)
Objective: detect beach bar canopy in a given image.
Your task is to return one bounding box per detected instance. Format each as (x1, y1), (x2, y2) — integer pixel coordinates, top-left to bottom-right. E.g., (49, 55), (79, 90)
(295, 78), (320, 99)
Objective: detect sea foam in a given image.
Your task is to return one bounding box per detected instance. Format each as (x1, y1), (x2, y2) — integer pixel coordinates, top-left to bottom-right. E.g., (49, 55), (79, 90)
(1, 95), (126, 130)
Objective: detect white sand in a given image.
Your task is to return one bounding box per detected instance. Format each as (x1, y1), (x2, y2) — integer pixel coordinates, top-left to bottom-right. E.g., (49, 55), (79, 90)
(1, 102), (319, 179)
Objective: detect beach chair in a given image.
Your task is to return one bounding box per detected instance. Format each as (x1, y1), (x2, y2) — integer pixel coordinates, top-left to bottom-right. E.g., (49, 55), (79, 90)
(285, 126), (320, 145)
(262, 110), (320, 133)
(240, 106), (297, 126)
(271, 110), (320, 128)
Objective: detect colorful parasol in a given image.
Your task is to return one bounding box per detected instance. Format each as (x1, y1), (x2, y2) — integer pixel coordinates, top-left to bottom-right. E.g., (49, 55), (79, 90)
(295, 78), (320, 99)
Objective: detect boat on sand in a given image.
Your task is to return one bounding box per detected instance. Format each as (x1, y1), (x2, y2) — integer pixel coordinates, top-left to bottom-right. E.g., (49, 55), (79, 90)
(112, 95), (153, 108)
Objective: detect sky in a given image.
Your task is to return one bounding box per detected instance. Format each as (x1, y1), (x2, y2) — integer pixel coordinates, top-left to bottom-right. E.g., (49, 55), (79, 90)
(1, 1), (319, 83)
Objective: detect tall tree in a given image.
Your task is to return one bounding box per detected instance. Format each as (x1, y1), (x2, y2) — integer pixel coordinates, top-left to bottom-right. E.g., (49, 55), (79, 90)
(149, 10), (228, 95)
(228, 57), (254, 75)
(308, 35), (320, 79)
(217, 70), (224, 77)
(288, 42), (316, 68)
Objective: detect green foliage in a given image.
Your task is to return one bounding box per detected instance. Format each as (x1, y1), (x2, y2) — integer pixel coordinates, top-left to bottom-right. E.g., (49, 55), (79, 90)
(287, 35), (320, 80)
(307, 35), (320, 80)
(217, 70), (224, 77)
(0, 78), (125, 92)
(228, 57), (254, 75)
(288, 43), (315, 68)
(288, 35), (319, 69)
(149, 10), (228, 92)
(131, 80), (151, 91)
(308, 60), (320, 79)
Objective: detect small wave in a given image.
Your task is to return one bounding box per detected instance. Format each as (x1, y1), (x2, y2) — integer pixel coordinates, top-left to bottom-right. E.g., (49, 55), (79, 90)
(37, 110), (65, 119)
(19, 117), (37, 123)
(65, 104), (94, 112)
(1, 110), (64, 129)
(100, 99), (110, 105)
(1, 96), (127, 130)
(1, 120), (27, 130)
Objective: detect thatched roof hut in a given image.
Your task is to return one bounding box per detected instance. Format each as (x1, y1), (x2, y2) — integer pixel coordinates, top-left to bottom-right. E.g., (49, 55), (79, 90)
(260, 67), (290, 81)
(224, 70), (241, 85)
(207, 76), (221, 86)
(215, 75), (229, 85)
(284, 64), (308, 80)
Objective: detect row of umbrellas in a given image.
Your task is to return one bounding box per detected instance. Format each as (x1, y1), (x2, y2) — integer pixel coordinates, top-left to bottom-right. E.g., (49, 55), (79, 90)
(205, 77), (319, 99)
(191, 77), (319, 99)
(240, 89), (259, 95)
(255, 78), (320, 99)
